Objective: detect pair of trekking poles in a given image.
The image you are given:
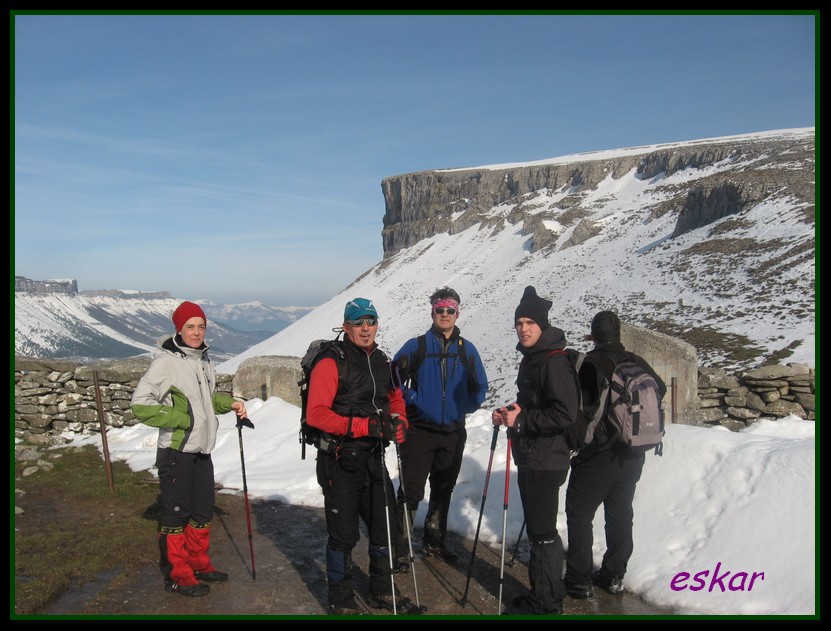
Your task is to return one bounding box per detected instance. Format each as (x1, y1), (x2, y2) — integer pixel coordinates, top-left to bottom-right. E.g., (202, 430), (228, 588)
(460, 423), (514, 615)
(239, 417), (525, 615)
(238, 413), (422, 615)
(377, 441), (424, 615)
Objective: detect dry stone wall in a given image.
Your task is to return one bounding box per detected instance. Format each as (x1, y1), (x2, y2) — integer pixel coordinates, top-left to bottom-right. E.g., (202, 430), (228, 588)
(690, 363), (815, 431)
(14, 355), (814, 447)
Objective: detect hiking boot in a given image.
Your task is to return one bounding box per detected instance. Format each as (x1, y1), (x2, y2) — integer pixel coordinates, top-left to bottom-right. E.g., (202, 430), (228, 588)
(394, 556), (411, 574)
(507, 595), (563, 615)
(366, 591), (424, 614)
(564, 577), (594, 599)
(423, 544), (458, 563)
(194, 570), (228, 583)
(164, 578), (210, 597)
(328, 597), (368, 616)
(592, 568), (624, 595)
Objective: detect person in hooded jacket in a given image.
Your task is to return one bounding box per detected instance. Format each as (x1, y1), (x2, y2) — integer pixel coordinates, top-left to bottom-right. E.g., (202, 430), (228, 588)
(492, 286), (579, 615)
(131, 301), (248, 597)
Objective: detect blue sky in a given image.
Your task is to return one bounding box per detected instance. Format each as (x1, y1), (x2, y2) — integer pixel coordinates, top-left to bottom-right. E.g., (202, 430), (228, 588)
(13, 12), (817, 307)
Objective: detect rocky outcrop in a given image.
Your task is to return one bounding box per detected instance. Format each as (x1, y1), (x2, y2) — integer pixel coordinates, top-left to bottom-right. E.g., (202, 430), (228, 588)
(380, 131), (815, 257)
(15, 276), (78, 294)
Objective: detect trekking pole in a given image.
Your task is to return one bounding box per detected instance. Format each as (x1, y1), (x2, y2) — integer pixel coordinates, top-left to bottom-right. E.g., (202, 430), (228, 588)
(497, 435), (512, 615)
(395, 443), (421, 609)
(506, 520), (526, 568)
(460, 425), (500, 606)
(236, 416), (256, 580)
(378, 447), (398, 615)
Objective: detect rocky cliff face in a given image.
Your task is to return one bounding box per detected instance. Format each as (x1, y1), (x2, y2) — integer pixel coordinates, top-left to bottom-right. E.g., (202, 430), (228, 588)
(14, 277), (78, 294)
(380, 130), (815, 257)
(373, 129), (814, 373)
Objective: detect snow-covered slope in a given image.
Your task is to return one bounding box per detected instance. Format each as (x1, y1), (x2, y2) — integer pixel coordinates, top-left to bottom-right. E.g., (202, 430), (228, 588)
(219, 128), (815, 406)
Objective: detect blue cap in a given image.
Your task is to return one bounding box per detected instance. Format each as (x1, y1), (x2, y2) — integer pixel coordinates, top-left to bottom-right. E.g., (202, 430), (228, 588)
(344, 297), (379, 321)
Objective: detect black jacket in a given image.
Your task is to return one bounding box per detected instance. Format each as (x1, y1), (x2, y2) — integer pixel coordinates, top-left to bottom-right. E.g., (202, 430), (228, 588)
(509, 326), (579, 471)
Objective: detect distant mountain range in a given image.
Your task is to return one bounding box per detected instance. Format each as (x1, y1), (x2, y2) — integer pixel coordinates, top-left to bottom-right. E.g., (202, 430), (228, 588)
(13, 284), (313, 363)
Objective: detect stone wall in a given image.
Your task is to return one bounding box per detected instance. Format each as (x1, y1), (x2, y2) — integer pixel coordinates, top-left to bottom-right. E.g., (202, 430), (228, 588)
(619, 323), (698, 424)
(689, 363), (815, 431)
(14, 353), (814, 447)
(14, 357), (232, 445)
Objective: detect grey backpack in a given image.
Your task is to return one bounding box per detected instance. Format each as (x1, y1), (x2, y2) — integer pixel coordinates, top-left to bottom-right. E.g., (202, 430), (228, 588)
(604, 353), (665, 455)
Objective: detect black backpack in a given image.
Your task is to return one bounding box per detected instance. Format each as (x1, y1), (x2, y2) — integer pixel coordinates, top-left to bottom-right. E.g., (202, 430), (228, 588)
(298, 333), (349, 460)
(538, 348), (590, 452)
(394, 333), (479, 393)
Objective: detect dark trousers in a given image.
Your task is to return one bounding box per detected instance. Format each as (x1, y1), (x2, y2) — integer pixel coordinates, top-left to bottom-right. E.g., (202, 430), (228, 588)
(155, 448), (215, 529)
(396, 424), (466, 548)
(517, 467), (568, 611)
(317, 444), (399, 604)
(565, 448), (645, 582)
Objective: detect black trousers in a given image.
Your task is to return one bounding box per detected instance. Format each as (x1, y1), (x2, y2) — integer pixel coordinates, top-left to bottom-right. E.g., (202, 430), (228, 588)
(396, 423), (466, 548)
(565, 448), (645, 582)
(517, 467), (569, 611)
(317, 444), (399, 602)
(155, 448), (215, 530)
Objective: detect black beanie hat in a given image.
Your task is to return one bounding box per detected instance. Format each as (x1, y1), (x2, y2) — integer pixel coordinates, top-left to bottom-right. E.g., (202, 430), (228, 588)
(514, 285), (552, 330)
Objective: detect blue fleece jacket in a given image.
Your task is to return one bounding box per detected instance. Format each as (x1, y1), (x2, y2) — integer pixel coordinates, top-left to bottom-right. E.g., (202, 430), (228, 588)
(394, 328), (488, 428)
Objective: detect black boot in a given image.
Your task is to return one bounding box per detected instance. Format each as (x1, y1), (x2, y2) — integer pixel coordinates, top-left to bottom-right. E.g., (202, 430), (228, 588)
(424, 495), (449, 548)
(326, 547), (356, 610)
(395, 500), (417, 573)
(423, 495), (457, 562)
(523, 538), (565, 614)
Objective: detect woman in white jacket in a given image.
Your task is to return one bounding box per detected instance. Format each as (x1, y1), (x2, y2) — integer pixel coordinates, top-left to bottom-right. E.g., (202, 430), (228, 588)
(131, 301), (247, 597)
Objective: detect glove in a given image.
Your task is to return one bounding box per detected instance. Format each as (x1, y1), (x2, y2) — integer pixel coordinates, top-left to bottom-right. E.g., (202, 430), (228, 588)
(169, 386), (193, 430)
(365, 413), (407, 444)
(383, 413), (407, 445)
(366, 415), (385, 439)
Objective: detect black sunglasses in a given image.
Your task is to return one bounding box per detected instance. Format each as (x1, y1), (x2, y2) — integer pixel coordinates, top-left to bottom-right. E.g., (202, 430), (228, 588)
(347, 317), (378, 327)
(433, 307), (457, 315)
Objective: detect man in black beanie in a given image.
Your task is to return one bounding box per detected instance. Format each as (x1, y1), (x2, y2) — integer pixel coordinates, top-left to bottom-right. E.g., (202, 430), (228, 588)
(492, 286), (579, 615)
(563, 310), (666, 600)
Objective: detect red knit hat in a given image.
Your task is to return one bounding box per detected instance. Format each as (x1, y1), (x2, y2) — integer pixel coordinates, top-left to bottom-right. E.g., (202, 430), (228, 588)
(172, 301), (207, 332)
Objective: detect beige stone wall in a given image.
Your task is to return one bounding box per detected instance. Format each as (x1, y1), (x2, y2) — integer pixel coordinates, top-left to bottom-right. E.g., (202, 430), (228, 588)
(621, 323), (699, 425)
(14, 321), (814, 445)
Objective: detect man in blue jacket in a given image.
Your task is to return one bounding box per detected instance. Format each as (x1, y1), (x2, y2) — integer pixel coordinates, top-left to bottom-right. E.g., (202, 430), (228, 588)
(393, 287), (489, 568)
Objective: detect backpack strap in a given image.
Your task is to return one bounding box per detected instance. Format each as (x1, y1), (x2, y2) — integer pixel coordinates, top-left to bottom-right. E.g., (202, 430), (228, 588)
(401, 333), (479, 393)
(540, 348), (583, 410)
(395, 334), (427, 389)
(455, 337), (479, 392)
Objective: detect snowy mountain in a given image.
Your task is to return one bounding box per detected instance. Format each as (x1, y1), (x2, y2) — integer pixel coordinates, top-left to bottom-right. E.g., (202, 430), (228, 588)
(219, 128), (815, 407)
(13, 290), (312, 362)
(197, 300), (314, 333)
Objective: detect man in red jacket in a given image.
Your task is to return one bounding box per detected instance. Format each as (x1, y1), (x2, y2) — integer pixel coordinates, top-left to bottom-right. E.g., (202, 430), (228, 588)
(306, 297), (421, 615)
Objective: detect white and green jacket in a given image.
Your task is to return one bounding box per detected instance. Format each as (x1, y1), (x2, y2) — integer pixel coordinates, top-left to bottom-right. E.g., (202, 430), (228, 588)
(131, 335), (235, 453)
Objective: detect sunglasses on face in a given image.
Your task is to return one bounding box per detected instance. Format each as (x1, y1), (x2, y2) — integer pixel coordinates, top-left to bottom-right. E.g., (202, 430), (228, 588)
(347, 317), (378, 327)
(433, 307), (457, 315)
